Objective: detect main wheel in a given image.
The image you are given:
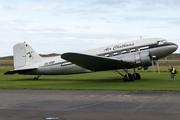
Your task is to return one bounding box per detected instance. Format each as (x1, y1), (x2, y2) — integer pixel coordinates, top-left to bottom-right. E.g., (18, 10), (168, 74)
(133, 73), (141, 80)
(123, 73), (134, 82)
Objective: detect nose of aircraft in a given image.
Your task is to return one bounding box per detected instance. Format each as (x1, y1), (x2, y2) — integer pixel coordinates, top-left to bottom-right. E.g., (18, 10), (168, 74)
(172, 43), (178, 52)
(163, 42), (178, 56)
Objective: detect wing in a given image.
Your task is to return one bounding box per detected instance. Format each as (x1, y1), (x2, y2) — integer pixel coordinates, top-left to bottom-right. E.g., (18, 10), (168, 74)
(4, 68), (37, 75)
(61, 52), (132, 71)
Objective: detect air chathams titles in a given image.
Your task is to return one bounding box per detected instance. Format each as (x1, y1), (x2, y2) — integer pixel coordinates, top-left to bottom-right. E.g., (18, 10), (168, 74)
(104, 43), (134, 52)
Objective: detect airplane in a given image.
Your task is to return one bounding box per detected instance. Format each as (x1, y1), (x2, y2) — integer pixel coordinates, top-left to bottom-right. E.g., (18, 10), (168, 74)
(4, 38), (178, 81)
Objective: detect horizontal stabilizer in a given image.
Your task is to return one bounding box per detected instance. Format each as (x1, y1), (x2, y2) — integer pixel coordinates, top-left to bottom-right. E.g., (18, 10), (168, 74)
(61, 52), (131, 71)
(4, 68), (37, 75)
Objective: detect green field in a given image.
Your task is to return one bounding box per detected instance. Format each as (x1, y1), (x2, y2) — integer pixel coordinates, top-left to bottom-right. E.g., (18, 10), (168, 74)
(1, 66), (180, 91)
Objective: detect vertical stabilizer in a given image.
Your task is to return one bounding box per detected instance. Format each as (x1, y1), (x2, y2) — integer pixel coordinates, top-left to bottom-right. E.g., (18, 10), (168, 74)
(13, 43), (43, 69)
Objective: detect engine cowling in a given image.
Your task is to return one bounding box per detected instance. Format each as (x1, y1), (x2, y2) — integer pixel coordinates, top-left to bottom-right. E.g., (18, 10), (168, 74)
(139, 51), (152, 67)
(120, 51), (152, 68)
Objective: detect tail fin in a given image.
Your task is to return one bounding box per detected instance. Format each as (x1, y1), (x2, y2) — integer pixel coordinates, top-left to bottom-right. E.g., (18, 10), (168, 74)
(13, 42), (42, 69)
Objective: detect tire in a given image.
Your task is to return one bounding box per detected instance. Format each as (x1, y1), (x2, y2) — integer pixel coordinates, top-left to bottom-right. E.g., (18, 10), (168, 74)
(124, 73), (134, 82)
(133, 73), (141, 80)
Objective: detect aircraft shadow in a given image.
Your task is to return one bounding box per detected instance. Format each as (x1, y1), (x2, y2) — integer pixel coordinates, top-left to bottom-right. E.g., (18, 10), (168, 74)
(10, 77), (124, 83)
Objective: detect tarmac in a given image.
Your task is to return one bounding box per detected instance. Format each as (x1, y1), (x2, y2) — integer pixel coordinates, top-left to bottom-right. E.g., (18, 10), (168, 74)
(0, 89), (180, 120)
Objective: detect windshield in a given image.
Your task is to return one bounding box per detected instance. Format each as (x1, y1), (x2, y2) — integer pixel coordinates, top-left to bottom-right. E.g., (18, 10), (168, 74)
(157, 40), (167, 45)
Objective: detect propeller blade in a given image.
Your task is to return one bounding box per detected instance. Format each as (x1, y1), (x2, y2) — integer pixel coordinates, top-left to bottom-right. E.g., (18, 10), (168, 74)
(165, 57), (168, 63)
(156, 60), (160, 73)
(152, 59), (155, 74)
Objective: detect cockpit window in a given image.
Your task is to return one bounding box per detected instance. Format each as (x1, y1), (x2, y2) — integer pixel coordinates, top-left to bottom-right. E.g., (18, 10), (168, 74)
(157, 40), (166, 45)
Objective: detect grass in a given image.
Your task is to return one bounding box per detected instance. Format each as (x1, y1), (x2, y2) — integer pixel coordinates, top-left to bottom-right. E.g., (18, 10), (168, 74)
(1, 66), (180, 91)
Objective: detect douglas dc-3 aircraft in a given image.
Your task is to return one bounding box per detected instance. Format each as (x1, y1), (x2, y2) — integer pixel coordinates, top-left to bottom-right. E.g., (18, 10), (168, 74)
(4, 38), (178, 81)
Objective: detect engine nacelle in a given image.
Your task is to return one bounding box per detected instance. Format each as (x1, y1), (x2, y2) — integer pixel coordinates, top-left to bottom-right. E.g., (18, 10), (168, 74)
(120, 51), (152, 68)
(139, 51), (152, 67)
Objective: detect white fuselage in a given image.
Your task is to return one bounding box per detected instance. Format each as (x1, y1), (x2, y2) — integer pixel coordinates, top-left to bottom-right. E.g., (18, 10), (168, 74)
(16, 38), (178, 75)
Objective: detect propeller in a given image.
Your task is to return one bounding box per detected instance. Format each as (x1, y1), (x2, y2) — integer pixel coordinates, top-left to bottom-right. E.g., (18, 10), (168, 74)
(151, 55), (156, 74)
(151, 56), (160, 74)
(152, 59), (155, 74)
(165, 57), (168, 63)
(156, 60), (160, 73)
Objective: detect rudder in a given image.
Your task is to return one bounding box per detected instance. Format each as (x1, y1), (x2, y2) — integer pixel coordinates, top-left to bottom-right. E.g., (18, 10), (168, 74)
(13, 43), (26, 69)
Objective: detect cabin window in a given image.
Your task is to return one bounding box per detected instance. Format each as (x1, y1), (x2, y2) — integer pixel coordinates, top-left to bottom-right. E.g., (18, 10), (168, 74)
(61, 62), (72, 66)
(130, 49), (136, 52)
(139, 46), (149, 51)
(121, 50), (127, 54)
(113, 52), (118, 56)
(105, 54), (110, 57)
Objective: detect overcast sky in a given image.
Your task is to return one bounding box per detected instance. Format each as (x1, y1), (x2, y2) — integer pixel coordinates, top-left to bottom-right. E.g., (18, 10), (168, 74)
(0, 0), (180, 57)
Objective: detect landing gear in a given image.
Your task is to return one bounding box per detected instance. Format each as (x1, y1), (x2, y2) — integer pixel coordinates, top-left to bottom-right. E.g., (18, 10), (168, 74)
(133, 73), (141, 79)
(133, 68), (141, 79)
(115, 68), (141, 81)
(115, 69), (134, 82)
(34, 75), (41, 80)
(123, 73), (134, 82)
